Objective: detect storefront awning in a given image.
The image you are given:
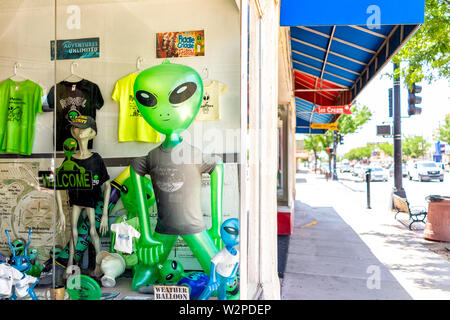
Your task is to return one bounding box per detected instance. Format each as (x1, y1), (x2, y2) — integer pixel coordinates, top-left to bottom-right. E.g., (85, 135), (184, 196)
(281, 1), (425, 134)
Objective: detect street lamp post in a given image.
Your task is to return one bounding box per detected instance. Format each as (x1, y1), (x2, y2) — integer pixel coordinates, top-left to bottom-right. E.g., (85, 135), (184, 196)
(393, 63), (406, 198)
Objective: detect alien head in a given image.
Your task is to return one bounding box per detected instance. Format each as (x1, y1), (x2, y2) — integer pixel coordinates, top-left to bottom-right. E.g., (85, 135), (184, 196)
(158, 260), (184, 284)
(120, 176), (155, 214)
(63, 138), (78, 158)
(133, 60), (203, 136)
(11, 239), (26, 256)
(221, 218), (239, 247)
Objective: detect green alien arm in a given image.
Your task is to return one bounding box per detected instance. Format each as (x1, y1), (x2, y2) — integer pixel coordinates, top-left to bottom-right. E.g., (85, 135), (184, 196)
(130, 166), (163, 265)
(208, 161), (224, 249)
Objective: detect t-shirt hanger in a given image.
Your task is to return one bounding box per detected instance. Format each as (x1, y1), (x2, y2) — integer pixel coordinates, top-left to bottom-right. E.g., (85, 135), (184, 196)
(7, 62), (42, 87)
(62, 62), (84, 83)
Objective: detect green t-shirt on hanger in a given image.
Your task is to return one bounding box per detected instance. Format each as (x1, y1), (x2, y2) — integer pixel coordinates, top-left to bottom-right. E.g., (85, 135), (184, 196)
(0, 79), (43, 156)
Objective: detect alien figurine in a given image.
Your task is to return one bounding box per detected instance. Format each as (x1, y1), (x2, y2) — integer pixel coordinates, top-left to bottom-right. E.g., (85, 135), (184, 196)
(198, 218), (239, 300)
(5, 229), (39, 300)
(110, 60), (225, 292)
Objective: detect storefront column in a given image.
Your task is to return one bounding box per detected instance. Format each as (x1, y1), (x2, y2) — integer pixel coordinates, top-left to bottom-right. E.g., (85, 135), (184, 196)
(246, 0), (281, 300)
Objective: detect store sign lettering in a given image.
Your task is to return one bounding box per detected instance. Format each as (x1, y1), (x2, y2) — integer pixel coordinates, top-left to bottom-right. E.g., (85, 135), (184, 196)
(39, 170), (93, 190)
(177, 35), (195, 49)
(315, 105), (352, 115)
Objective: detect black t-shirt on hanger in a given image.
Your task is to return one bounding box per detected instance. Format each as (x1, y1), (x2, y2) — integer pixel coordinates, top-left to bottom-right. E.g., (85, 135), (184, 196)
(47, 79), (104, 151)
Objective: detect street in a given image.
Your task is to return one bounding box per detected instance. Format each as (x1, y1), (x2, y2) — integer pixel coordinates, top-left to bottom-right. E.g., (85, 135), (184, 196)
(281, 168), (450, 300)
(337, 171), (450, 208)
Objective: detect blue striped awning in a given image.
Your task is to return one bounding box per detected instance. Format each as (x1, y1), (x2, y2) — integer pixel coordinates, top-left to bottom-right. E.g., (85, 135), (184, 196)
(290, 24), (421, 134)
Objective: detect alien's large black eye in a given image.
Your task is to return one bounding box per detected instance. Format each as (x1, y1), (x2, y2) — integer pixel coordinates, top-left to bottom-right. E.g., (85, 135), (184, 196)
(224, 226), (238, 235)
(169, 82), (197, 104)
(136, 90), (157, 107)
(171, 261), (178, 270)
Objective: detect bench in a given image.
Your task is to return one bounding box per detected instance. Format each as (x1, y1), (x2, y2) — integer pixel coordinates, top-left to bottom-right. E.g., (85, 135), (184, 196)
(393, 194), (427, 230)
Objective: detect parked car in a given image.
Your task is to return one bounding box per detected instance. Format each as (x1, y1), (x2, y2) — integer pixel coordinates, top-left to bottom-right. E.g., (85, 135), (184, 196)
(352, 165), (362, 177)
(340, 163), (351, 173)
(353, 165), (367, 179)
(369, 166), (389, 182)
(408, 161), (444, 182)
(388, 164), (407, 177)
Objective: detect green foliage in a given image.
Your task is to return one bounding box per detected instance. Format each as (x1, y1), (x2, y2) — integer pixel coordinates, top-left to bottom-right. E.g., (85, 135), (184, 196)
(434, 114), (450, 144)
(337, 105), (372, 135)
(304, 134), (323, 154)
(345, 144), (375, 161)
(393, 0), (450, 86)
(378, 142), (394, 157)
(303, 134), (323, 170)
(402, 135), (431, 158)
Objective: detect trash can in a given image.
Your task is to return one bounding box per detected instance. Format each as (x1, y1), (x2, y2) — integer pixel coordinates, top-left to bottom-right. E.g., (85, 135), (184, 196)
(424, 195), (450, 242)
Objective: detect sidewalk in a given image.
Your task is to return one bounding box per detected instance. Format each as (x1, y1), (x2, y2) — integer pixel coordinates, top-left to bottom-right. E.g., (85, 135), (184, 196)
(280, 170), (450, 300)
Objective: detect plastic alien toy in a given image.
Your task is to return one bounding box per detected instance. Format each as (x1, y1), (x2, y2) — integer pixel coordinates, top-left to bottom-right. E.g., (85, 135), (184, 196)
(111, 60), (224, 291)
(5, 229), (39, 300)
(198, 218), (239, 300)
(56, 138), (85, 174)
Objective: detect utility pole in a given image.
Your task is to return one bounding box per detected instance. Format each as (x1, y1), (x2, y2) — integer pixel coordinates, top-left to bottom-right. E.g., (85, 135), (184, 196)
(332, 130), (338, 180)
(392, 63), (406, 198)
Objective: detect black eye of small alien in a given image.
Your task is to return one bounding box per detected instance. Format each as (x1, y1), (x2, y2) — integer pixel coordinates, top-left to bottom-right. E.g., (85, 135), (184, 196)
(136, 90), (157, 107)
(224, 226), (238, 235)
(171, 261), (178, 270)
(121, 185), (128, 194)
(169, 82), (197, 104)
(166, 274), (174, 280)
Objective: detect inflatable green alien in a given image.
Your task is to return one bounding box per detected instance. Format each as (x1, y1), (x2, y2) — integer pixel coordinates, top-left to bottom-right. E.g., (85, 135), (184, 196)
(112, 60), (225, 291)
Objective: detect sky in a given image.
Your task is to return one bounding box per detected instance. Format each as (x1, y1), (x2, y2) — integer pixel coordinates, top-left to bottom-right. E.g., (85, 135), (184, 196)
(298, 62), (449, 157)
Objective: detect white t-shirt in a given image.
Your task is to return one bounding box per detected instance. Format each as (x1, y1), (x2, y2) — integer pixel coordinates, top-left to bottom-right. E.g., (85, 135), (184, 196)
(196, 80), (227, 121)
(0, 264), (24, 298)
(211, 247), (239, 278)
(14, 274), (37, 298)
(111, 222), (141, 254)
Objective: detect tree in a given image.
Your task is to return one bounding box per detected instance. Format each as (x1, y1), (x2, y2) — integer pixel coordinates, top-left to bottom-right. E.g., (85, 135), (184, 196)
(318, 131), (334, 174)
(378, 142), (394, 157)
(393, 0), (450, 86)
(402, 135), (431, 159)
(337, 105), (372, 135)
(345, 144), (375, 161)
(434, 114), (450, 144)
(303, 134), (323, 171)
(332, 104), (372, 177)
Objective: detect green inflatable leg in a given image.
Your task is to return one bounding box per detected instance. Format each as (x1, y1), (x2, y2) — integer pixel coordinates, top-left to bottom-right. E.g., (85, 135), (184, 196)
(182, 231), (219, 276)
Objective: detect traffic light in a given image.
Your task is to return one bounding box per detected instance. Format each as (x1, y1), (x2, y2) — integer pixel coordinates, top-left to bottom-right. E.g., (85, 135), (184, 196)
(338, 134), (344, 145)
(326, 148), (334, 154)
(408, 83), (422, 116)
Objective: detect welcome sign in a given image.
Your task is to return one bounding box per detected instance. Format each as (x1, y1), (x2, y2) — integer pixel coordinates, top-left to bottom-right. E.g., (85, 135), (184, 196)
(156, 30), (204, 58)
(51, 37), (100, 60)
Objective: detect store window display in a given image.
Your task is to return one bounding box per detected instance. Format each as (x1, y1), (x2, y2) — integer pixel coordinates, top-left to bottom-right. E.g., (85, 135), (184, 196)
(0, 0), (241, 301)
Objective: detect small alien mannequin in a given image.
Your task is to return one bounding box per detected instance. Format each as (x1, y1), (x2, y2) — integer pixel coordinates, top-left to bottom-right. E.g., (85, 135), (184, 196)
(56, 115), (111, 276)
(198, 218), (239, 300)
(112, 60), (224, 290)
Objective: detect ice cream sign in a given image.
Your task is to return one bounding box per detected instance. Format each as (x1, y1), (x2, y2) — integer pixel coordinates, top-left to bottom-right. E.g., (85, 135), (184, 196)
(315, 104), (352, 115)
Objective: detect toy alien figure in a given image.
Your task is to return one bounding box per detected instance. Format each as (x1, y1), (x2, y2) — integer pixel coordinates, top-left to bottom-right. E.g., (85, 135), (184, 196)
(5, 230), (39, 300)
(56, 116), (111, 276)
(112, 60), (224, 291)
(198, 218), (239, 300)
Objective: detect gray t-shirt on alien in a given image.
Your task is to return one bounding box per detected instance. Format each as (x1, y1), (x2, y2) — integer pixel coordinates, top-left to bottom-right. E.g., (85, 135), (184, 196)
(131, 141), (220, 235)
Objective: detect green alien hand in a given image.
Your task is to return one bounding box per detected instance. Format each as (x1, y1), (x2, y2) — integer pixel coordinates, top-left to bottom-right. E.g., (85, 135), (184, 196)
(136, 238), (164, 265)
